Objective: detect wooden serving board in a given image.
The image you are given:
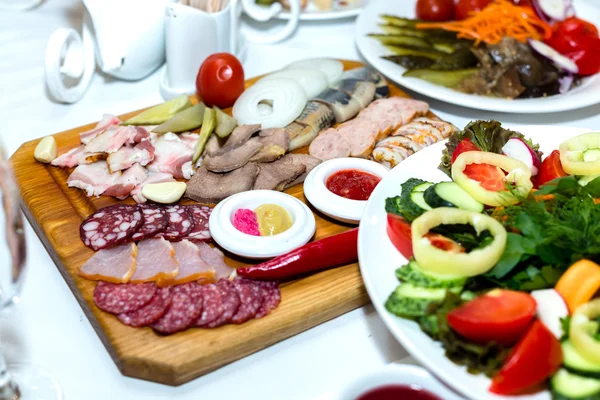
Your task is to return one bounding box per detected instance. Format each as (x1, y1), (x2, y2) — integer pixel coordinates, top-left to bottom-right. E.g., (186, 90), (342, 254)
(10, 60), (426, 386)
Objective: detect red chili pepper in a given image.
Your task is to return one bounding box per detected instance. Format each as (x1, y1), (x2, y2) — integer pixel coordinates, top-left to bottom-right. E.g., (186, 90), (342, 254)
(236, 228), (359, 280)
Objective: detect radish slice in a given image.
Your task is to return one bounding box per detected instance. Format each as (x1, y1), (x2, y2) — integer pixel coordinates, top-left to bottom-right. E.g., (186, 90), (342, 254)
(285, 58), (344, 85)
(232, 77), (307, 129)
(536, 0), (570, 21)
(502, 137), (541, 176)
(259, 67), (329, 99)
(531, 289), (569, 339)
(528, 39), (579, 74)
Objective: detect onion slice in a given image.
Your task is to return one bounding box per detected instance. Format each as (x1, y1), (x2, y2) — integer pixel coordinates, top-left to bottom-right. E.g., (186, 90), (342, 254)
(528, 39), (579, 74)
(258, 67), (329, 99)
(232, 77), (307, 129)
(535, 0), (570, 21)
(284, 58), (344, 85)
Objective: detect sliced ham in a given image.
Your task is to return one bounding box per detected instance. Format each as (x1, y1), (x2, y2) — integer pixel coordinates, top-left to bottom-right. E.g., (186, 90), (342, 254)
(129, 237), (179, 283)
(85, 126), (149, 154)
(160, 240), (216, 285)
(146, 133), (196, 179)
(196, 242), (236, 280)
(67, 161), (121, 197)
(106, 139), (155, 172)
(80, 114), (121, 144)
(51, 145), (106, 168)
(78, 243), (138, 283)
(103, 163), (148, 199)
(130, 172), (176, 203)
(309, 97), (429, 161)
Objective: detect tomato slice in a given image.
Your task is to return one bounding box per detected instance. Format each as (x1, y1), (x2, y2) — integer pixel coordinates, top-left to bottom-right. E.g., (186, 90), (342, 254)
(535, 150), (567, 188)
(451, 138), (481, 164)
(386, 213), (413, 259)
(462, 163), (506, 191)
(447, 289), (537, 346)
(489, 320), (563, 395)
(428, 234), (465, 253)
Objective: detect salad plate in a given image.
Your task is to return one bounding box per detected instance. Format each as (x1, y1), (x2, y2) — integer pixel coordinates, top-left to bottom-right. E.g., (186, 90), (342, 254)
(355, 0), (600, 113)
(357, 124), (592, 400)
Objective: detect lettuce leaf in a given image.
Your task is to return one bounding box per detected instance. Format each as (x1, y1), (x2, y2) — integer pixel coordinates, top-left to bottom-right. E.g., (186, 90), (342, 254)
(438, 120), (543, 176)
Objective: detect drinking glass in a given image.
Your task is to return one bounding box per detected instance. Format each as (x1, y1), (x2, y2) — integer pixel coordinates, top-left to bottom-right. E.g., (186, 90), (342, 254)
(0, 142), (62, 399)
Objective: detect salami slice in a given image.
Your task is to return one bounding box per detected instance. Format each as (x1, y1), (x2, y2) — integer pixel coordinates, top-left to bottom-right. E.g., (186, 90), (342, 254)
(230, 278), (264, 324)
(131, 204), (168, 241)
(206, 279), (241, 328)
(183, 205), (212, 242)
(151, 282), (203, 334)
(158, 205), (194, 242)
(195, 284), (224, 327)
(255, 281), (281, 319)
(94, 281), (156, 314)
(80, 204), (144, 251)
(117, 286), (172, 327)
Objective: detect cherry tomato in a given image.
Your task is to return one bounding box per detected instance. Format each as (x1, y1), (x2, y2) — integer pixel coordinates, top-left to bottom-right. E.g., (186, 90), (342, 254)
(454, 0), (493, 20)
(447, 289), (537, 346)
(416, 0), (454, 21)
(546, 19), (600, 76)
(489, 320), (563, 395)
(555, 17), (599, 37)
(387, 213), (413, 259)
(463, 163), (506, 191)
(451, 138), (481, 164)
(195, 53), (245, 108)
(535, 150), (567, 188)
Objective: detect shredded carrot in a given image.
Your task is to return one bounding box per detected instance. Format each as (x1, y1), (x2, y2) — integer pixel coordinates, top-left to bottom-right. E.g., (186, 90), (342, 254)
(416, 0), (552, 46)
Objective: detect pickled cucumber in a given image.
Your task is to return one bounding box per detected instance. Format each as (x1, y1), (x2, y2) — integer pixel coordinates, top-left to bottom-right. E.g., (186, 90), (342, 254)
(192, 108), (216, 164)
(152, 102), (206, 134)
(403, 68), (478, 88)
(122, 95), (192, 125)
(214, 106), (237, 138)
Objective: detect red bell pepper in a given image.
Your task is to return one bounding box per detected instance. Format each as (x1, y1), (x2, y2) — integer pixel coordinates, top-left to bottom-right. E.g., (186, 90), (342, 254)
(546, 18), (600, 76)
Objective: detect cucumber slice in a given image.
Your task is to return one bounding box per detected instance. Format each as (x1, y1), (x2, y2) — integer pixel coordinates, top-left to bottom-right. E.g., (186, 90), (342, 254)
(395, 260), (467, 288)
(385, 283), (450, 318)
(551, 369), (600, 400)
(410, 182), (433, 211)
(579, 175), (600, 187)
(563, 340), (600, 379)
(122, 95), (193, 125)
(424, 182), (484, 212)
(152, 103), (206, 134)
(192, 108), (216, 164)
(214, 106), (237, 138)
(583, 149), (600, 163)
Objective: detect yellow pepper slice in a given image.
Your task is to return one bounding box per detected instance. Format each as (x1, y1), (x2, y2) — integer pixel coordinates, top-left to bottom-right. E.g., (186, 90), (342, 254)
(570, 299), (600, 364)
(411, 207), (507, 277)
(452, 152), (533, 207)
(559, 132), (600, 175)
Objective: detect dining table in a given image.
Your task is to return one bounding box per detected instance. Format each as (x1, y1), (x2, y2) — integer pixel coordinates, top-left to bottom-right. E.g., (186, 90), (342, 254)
(1, 0), (600, 399)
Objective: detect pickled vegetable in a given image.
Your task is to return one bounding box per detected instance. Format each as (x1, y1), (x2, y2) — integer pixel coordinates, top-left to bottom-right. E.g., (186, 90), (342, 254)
(122, 95), (192, 125)
(152, 103), (206, 134)
(192, 108), (216, 164)
(403, 68), (478, 88)
(369, 34), (433, 49)
(255, 204), (293, 236)
(213, 106), (237, 138)
(384, 44), (446, 60)
(383, 55), (434, 69)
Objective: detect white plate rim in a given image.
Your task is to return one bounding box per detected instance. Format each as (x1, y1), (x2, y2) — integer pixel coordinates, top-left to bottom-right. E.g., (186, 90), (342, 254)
(354, 0), (600, 113)
(275, 6), (361, 20)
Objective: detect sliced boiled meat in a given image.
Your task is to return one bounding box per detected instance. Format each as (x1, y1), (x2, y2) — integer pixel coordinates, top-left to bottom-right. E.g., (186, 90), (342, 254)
(151, 282), (203, 334)
(93, 281), (156, 314)
(194, 284), (224, 327)
(129, 237), (178, 283)
(159, 205), (194, 241)
(78, 243), (138, 283)
(80, 114), (121, 144)
(231, 278), (264, 324)
(67, 161), (122, 197)
(117, 286), (172, 327)
(183, 205), (212, 242)
(131, 204), (168, 241)
(206, 279), (241, 328)
(80, 204), (144, 251)
(254, 281), (281, 319)
(131, 172), (176, 204)
(168, 240), (215, 285)
(196, 242), (236, 280)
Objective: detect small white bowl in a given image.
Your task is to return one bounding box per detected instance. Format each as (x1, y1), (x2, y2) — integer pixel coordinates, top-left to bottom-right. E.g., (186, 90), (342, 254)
(303, 158), (389, 225)
(334, 363), (464, 400)
(208, 190), (316, 259)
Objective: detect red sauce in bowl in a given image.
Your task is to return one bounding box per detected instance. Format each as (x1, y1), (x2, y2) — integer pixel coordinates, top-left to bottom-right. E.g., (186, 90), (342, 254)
(357, 384), (442, 400)
(325, 169), (381, 201)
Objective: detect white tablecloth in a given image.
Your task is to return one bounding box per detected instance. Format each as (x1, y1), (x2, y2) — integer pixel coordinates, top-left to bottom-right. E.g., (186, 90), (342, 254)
(0, 1), (599, 399)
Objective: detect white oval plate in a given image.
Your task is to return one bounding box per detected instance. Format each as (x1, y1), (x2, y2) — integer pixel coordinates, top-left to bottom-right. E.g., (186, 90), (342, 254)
(358, 125), (593, 400)
(274, 0), (365, 20)
(355, 0), (600, 113)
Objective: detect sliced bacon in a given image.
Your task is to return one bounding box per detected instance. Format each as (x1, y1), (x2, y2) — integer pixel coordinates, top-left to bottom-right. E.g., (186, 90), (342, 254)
(51, 145), (106, 168)
(78, 243), (138, 283)
(130, 172), (176, 204)
(103, 163), (148, 199)
(67, 161), (121, 197)
(129, 237), (179, 283)
(106, 139), (155, 173)
(80, 114), (121, 144)
(85, 126), (149, 154)
(146, 133), (197, 179)
(160, 240), (216, 285)
(196, 242), (236, 280)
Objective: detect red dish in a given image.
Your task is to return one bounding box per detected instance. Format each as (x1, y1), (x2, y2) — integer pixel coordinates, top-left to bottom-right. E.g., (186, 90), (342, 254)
(325, 169), (382, 201)
(357, 384), (442, 400)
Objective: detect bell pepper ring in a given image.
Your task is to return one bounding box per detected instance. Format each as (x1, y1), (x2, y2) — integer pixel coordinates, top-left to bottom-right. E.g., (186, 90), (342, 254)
(570, 298), (600, 364)
(559, 132), (600, 176)
(452, 152), (533, 207)
(411, 208), (507, 277)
